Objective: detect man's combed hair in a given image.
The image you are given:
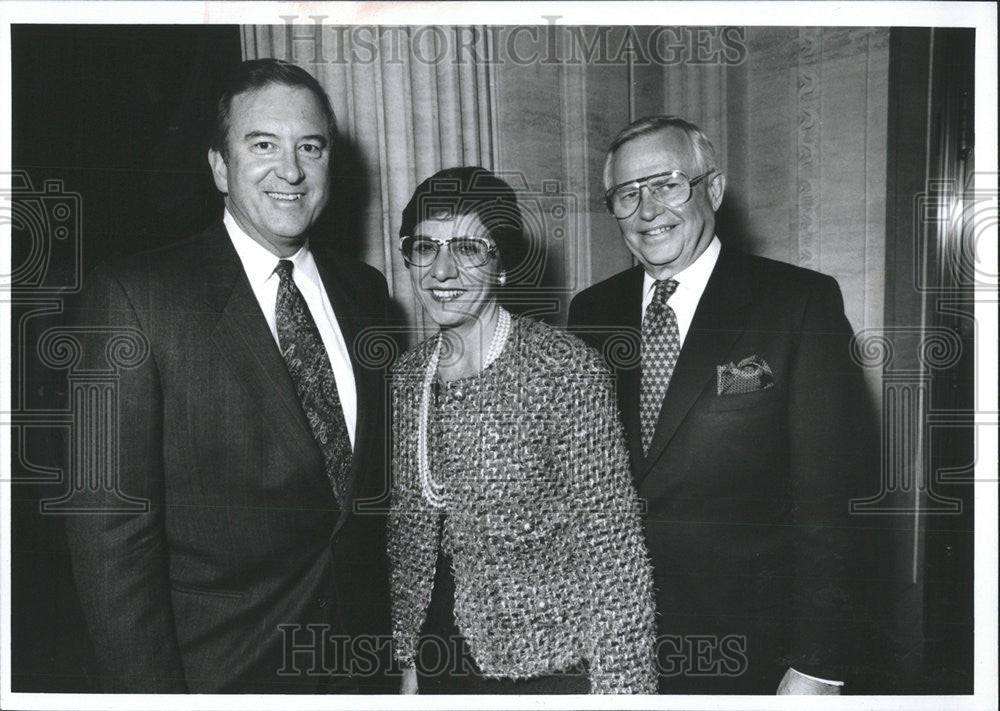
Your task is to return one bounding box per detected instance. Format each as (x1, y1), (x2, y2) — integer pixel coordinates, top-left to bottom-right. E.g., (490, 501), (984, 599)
(210, 58), (337, 158)
(602, 116), (719, 190)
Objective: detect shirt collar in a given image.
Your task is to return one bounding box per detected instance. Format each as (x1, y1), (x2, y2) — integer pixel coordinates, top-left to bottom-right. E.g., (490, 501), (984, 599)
(223, 209), (310, 287)
(642, 235), (721, 303)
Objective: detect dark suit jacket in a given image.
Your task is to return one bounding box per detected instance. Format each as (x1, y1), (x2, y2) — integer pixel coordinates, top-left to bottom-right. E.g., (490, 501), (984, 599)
(568, 247), (874, 694)
(65, 221), (392, 693)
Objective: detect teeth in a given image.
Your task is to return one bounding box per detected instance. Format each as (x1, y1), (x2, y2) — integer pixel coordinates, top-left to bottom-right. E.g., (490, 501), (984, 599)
(430, 290), (464, 301)
(266, 192), (303, 201)
(644, 225), (675, 236)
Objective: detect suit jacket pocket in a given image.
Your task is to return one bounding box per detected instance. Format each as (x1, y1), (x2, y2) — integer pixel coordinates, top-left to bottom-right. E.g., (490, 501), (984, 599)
(170, 581), (245, 599)
(707, 386), (777, 412)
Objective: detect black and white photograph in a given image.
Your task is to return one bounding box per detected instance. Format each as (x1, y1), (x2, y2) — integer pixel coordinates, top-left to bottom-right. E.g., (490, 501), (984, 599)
(1, 2), (996, 709)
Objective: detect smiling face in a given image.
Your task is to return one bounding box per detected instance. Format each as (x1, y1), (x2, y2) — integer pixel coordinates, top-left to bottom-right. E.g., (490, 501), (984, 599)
(610, 127), (725, 279)
(208, 83), (331, 256)
(406, 213), (500, 331)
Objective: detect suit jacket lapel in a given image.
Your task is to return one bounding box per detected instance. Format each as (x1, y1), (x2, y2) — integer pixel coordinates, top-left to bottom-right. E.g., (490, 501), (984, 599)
(614, 268), (646, 476)
(202, 225), (328, 489)
(639, 248), (753, 481)
(312, 251), (377, 527)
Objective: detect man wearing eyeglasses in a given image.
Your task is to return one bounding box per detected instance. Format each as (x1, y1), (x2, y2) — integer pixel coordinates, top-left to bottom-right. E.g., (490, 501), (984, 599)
(568, 116), (873, 695)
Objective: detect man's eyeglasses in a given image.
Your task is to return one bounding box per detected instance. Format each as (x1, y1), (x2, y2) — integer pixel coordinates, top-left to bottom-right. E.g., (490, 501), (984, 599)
(399, 236), (496, 269)
(605, 169), (713, 219)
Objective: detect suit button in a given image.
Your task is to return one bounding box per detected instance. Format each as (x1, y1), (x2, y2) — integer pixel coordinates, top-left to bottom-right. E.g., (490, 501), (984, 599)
(317, 597), (328, 608)
(451, 386), (465, 401)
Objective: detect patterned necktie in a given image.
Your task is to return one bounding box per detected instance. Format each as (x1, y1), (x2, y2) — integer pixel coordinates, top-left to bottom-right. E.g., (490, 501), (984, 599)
(274, 259), (352, 504)
(640, 278), (680, 455)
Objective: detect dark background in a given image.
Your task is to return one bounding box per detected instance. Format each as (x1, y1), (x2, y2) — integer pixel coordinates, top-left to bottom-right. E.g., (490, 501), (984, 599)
(12, 25), (241, 266)
(10, 25), (241, 691)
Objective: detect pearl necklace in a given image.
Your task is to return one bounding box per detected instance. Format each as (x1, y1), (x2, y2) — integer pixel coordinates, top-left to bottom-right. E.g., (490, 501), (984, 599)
(418, 307), (511, 507)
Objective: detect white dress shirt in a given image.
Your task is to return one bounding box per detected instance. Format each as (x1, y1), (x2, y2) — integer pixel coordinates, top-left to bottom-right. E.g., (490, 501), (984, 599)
(224, 210), (357, 447)
(640, 235), (721, 345)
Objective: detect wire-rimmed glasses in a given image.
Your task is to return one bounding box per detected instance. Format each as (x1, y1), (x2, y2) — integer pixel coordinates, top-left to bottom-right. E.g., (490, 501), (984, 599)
(605, 169), (713, 218)
(399, 236), (497, 269)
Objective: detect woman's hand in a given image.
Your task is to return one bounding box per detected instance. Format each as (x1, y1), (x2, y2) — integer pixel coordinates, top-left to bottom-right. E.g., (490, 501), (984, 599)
(401, 665), (419, 694)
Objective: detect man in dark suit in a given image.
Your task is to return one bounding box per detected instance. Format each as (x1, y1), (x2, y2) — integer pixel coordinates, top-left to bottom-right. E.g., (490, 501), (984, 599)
(569, 116), (873, 694)
(65, 59), (391, 693)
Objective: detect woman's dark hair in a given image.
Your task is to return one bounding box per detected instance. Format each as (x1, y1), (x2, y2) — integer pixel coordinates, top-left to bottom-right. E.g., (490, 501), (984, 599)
(210, 59), (336, 158)
(400, 167), (526, 272)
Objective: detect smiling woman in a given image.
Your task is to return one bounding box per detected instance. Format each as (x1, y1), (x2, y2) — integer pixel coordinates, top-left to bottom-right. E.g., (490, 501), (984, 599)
(387, 167), (658, 695)
(401, 213), (500, 359)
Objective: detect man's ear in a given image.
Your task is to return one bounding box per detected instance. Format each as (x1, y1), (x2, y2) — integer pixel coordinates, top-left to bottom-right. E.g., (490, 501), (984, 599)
(708, 171), (726, 211)
(207, 148), (229, 194)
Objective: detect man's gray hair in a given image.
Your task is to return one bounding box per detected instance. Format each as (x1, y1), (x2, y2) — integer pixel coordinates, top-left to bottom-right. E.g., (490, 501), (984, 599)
(602, 116), (719, 191)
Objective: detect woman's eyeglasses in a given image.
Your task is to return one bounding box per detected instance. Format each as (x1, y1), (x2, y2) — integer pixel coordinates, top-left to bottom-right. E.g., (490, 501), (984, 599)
(399, 236), (496, 268)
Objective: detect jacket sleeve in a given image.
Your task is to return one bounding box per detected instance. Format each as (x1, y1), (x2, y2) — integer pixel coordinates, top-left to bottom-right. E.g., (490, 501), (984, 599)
(560, 357), (658, 693)
(785, 274), (875, 680)
(63, 263), (188, 692)
(386, 370), (440, 668)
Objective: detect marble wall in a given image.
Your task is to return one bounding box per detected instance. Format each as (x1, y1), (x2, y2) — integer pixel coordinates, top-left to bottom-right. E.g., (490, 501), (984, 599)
(250, 24), (891, 347)
(490, 26), (890, 341)
(478, 25), (891, 409)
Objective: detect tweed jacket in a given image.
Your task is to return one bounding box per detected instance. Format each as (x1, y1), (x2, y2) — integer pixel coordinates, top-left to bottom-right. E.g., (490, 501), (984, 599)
(388, 316), (657, 694)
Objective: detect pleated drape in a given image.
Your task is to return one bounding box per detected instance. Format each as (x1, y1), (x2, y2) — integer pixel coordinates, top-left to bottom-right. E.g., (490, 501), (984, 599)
(244, 25), (497, 342)
(242, 24), (887, 349)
